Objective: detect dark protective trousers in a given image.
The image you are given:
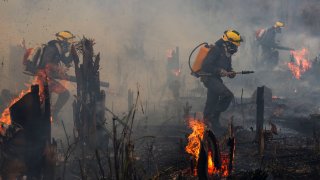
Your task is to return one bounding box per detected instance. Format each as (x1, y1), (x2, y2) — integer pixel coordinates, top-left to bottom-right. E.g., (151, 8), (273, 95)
(261, 46), (279, 68)
(52, 89), (70, 116)
(203, 77), (234, 128)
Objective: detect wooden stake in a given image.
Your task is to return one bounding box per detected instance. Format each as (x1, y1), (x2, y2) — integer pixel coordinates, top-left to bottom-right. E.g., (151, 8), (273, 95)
(256, 86), (265, 155)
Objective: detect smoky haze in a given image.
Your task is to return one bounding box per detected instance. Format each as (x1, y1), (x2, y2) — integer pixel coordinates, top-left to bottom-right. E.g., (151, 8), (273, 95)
(0, 0), (319, 122)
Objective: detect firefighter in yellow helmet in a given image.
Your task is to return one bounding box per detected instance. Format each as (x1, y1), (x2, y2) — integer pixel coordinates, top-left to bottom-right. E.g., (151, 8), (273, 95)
(56, 31), (76, 43)
(24, 31), (78, 118)
(201, 30), (243, 133)
(256, 21), (293, 68)
(274, 21), (284, 29)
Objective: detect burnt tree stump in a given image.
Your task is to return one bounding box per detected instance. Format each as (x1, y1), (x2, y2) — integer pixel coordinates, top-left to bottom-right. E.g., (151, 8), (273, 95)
(73, 37), (108, 152)
(256, 86), (265, 156)
(1, 84), (55, 180)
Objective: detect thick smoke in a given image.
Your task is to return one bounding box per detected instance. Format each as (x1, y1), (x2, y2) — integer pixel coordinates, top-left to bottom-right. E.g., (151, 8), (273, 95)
(0, 0), (319, 120)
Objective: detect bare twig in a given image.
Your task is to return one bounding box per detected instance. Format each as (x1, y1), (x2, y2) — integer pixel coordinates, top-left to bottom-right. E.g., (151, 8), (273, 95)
(61, 119), (70, 147)
(112, 117), (120, 180)
(78, 159), (86, 180)
(62, 140), (79, 180)
(95, 149), (105, 179)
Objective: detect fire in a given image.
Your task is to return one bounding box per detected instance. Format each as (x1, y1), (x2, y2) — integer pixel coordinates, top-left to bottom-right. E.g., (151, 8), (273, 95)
(185, 118), (206, 161)
(185, 118), (230, 177)
(0, 71), (46, 134)
(219, 153), (230, 177)
(34, 69), (48, 102)
(207, 151), (230, 177)
(0, 89), (31, 135)
(287, 48), (311, 79)
(208, 151), (214, 175)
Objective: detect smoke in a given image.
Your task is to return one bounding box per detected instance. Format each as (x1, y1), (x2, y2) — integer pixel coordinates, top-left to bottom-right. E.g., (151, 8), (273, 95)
(1, 0), (320, 121)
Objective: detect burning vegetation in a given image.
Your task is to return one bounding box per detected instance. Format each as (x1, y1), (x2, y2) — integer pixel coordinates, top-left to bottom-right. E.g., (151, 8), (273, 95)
(287, 48), (311, 79)
(0, 71), (47, 135)
(2, 1), (320, 179)
(185, 118), (233, 178)
(185, 118), (206, 162)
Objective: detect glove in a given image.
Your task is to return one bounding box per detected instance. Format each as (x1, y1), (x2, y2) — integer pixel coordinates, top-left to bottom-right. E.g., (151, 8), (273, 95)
(219, 69), (228, 77)
(200, 76), (209, 84)
(228, 71), (236, 78)
(70, 45), (79, 65)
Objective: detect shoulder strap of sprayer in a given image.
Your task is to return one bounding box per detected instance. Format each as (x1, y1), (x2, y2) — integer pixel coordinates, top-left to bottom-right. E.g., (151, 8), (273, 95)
(189, 42), (213, 77)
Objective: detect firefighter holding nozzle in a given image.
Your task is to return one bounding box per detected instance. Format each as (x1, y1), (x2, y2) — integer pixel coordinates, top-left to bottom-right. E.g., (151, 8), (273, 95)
(256, 21), (293, 68)
(190, 30), (243, 133)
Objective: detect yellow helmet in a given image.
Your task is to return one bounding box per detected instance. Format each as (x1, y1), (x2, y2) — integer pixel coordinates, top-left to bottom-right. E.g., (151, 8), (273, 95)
(56, 31), (75, 43)
(274, 21), (284, 28)
(222, 30), (243, 46)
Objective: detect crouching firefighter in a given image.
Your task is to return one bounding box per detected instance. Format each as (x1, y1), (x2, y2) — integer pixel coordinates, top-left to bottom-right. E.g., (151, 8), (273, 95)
(190, 30), (243, 133)
(23, 31), (79, 118)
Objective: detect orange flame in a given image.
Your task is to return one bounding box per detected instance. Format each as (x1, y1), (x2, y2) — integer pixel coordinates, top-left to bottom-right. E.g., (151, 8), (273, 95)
(208, 151), (214, 175)
(287, 48), (311, 79)
(185, 118), (206, 161)
(185, 118), (230, 177)
(0, 89), (31, 135)
(207, 151), (230, 176)
(0, 71), (47, 135)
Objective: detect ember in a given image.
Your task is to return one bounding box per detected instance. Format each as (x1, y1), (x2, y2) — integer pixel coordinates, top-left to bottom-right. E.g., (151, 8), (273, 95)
(287, 48), (311, 79)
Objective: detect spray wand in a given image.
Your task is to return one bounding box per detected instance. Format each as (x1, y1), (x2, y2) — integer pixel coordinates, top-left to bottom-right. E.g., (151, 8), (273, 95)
(196, 71), (254, 77)
(188, 43), (254, 77)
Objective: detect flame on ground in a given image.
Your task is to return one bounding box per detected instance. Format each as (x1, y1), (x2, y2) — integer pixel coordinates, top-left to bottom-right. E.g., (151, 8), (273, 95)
(0, 88), (31, 135)
(185, 118), (206, 161)
(0, 70), (47, 135)
(287, 48), (311, 79)
(208, 151), (214, 175)
(207, 151), (230, 177)
(185, 118), (230, 177)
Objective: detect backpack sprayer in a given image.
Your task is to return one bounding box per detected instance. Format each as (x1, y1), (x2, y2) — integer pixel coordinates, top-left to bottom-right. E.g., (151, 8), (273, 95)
(188, 42), (254, 77)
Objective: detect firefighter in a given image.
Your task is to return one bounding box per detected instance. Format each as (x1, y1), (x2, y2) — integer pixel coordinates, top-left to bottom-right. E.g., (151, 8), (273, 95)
(24, 31), (78, 117)
(201, 30), (243, 133)
(256, 21), (293, 68)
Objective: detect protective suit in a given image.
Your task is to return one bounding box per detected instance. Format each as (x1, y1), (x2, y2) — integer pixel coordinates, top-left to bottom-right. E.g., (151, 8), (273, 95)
(201, 30), (242, 133)
(24, 31), (78, 117)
